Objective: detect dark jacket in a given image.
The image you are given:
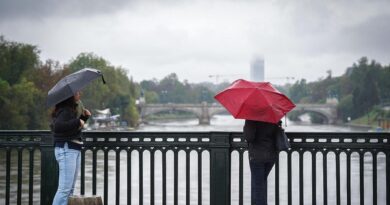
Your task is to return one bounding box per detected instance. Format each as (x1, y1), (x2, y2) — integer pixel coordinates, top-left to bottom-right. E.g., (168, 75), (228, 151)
(51, 107), (82, 142)
(243, 120), (278, 162)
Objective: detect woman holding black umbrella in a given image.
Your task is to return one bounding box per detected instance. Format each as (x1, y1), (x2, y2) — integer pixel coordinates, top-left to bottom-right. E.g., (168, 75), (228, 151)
(46, 68), (103, 205)
(50, 91), (91, 205)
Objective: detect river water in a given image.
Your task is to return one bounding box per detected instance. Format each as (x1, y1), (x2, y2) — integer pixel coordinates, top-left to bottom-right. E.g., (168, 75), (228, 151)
(137, 114), (370, 132)
(0, 115), (387, 204)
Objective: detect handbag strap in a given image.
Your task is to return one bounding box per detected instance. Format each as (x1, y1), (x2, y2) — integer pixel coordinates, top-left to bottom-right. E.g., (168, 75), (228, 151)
(285, 115), (287, 127)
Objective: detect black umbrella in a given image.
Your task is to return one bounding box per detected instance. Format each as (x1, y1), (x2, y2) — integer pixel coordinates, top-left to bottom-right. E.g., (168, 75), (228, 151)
(47, 68), (105, 107)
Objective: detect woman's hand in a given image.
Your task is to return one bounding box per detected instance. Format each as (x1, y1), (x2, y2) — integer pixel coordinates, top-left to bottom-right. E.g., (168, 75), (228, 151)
(84, 109), (91, 116)
(80, 119), (85, 128)
(80, 109), (91, 124)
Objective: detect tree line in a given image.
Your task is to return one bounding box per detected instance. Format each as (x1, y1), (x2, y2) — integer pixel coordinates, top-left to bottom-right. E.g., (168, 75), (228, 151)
(0, 36), (140, 129)
(140, 73), (217, 104)
(287, 57), (390, 122)
(0, 36), (219, 130)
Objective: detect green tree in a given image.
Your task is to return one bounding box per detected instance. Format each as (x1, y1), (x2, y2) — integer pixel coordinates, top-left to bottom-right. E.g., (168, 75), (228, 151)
(158, 73), (186, 103)
(67, 53), (108, 73)
(68, 53), (139, 127)
(309, 76), (340, 103)
(352, 70), (380, 117)
(25, 60), (68, 93)
(0, 36), (49, 129)
(377, 65), (390, 103)
(346, 58), (381, 118)
(144, 91), (159, 103)
(337, 94), (354, 122)
(140, 79), (159, 91)
(0, 36), (40, 85)
(289, 79), (310, 103)
(0, 78), (42, 129)
(140, 73), (216, 104)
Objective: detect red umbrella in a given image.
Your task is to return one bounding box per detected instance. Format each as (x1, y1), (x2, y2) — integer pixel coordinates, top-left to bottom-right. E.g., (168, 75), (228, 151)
(214, 79), (296, 124)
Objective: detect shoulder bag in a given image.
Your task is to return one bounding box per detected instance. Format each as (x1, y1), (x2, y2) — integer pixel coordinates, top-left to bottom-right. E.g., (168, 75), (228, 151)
(275, 127), (290, 151)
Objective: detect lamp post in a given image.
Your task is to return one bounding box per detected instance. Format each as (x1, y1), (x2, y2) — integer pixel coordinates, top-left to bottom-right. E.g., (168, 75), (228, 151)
(201, 89), (207, 103)
(161, 90), (168, 104)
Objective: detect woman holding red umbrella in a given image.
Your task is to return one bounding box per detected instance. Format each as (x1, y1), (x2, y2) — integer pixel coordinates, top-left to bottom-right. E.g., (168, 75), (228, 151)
(244, 120), (281, 205)
(214, 79), (295, 205)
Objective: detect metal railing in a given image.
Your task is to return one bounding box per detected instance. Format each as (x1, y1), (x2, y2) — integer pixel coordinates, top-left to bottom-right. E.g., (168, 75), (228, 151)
(0, 131), (389, 205)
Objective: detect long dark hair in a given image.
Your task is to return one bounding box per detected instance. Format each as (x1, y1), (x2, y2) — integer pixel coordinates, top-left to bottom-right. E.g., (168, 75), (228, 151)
(51, 96), (77, 118)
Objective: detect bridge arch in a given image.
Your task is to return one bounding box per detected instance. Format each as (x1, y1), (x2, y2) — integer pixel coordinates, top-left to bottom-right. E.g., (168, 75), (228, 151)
(208, 105), (228, 117)
(293, 104), (338, 124)
(291, 110), (331, 124)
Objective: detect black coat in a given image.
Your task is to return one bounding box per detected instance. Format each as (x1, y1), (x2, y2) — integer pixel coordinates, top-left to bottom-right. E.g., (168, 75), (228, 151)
(51, 107), (82, 142)
(243, 120), (278, 162)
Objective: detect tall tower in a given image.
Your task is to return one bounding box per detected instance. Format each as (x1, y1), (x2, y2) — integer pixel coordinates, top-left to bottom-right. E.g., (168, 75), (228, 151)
(250, 56), (264, 82)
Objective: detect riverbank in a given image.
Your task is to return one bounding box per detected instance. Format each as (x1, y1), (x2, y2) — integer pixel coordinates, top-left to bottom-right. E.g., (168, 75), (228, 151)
(345, 123), (374, 130)
(143, 113), (196, 121)
(328, 121), (390, 132)
(348, 118), (390, 132)
(348, 109), (390, 130)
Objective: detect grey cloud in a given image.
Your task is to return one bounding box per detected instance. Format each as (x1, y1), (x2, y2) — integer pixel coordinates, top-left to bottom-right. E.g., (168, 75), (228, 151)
(276, 1), (390, 59)
(340, 13), (390, 54)
(0, 0), (132, 21)
(1, 0), (389, 82)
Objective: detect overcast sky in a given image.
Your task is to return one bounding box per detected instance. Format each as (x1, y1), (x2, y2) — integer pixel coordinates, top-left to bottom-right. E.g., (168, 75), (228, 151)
(1, 0), (389, 84)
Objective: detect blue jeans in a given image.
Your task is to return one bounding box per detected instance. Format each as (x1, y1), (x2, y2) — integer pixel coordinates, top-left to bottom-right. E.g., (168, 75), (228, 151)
(52, 143), (81, 205)
(249, 160), (274, 205)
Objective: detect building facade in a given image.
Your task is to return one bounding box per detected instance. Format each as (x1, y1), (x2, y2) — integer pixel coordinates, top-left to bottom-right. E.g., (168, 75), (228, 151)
(250, 56), (264, 82)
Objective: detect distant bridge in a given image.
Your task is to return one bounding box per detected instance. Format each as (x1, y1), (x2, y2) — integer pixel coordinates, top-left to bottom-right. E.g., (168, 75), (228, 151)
(139, 102), (226, 124)
(139, 102), (338, 125)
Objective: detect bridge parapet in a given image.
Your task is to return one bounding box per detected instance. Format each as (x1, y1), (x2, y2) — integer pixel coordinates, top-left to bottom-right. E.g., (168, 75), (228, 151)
(140, 103), (338, 124)
(140, 103), (226, 124)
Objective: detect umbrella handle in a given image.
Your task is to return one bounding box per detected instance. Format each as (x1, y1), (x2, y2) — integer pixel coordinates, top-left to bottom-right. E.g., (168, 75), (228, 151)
(101, 75), (106, 84)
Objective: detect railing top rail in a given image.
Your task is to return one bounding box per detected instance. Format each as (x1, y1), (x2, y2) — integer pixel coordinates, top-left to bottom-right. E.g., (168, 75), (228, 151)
(0, 131), (389, 151)
(0, 130), (389, 134)
(1, 130), (389, 138)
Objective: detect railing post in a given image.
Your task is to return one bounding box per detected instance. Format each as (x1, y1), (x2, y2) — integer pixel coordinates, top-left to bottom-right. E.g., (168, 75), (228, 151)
(199, 102), (211, 125)
(40, 138), (58, 204)
(210, 132), (231, 205)
(387, 151), (390, 205)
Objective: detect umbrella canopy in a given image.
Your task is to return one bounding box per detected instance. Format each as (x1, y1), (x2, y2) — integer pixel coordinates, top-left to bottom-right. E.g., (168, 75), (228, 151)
(214, 79), (295, 124)
(47, 68), (105, 107)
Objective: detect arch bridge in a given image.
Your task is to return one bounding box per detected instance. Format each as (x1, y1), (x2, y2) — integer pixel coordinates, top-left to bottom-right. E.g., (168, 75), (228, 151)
(139, 102), (338, 124)
(139, 102), (226, 124)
